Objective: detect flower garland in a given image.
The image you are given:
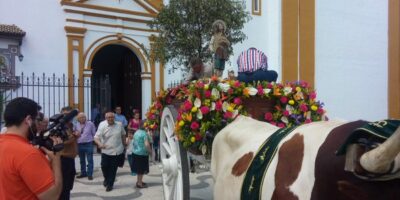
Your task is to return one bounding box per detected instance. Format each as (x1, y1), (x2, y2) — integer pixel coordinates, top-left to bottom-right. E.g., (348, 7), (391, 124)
(145, 77), (327, 150)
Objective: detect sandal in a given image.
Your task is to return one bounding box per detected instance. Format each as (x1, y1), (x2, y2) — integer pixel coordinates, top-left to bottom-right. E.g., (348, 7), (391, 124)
(136, 183), (148, 188)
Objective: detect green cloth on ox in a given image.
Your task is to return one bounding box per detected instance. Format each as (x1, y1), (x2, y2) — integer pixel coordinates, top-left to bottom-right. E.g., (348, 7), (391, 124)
(336, 119), (400, 155)
(241, 125), (298, 200)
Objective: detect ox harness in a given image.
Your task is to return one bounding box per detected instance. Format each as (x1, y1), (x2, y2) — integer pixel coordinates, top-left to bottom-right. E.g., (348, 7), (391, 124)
(240, 125), (298, 200)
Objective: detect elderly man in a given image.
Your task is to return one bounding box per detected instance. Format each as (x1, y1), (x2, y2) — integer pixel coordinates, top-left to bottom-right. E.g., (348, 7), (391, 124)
(74, 112), (96, 180)
(94, 112), (126, 192)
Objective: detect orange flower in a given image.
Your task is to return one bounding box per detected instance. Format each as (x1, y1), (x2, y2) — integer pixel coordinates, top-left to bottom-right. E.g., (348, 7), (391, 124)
(273, 88), (281, 96)
(211, 75), (219, 82)
(243, 88), (250, 97)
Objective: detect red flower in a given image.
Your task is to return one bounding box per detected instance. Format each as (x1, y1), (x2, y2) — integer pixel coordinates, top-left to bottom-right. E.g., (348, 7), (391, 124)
(278, 123), (285, 128)
(195, 133), (202, 141)
(300, 104), (308, 112)
(305, 119), (312, 123)
(183, 100), (192, 111)
(233, 97), (242, 105)
(267, 83), (273, 89)
(264, 112), (273, 121)
(317, 108), (324, 114)
(215, 101), (223, 111)
(149, 114), (156, 120)
(280, 96), (288, 104)
(177, 113), (182, 121)
(200, 106), (210, 115)
(228, 88), (234, 95)
(204, 90), (211, 98)
(224, 111), (233, 119)
(270, 122), (277, 126)
(190, 121), (199, 130)
(257, 85), (264, 95)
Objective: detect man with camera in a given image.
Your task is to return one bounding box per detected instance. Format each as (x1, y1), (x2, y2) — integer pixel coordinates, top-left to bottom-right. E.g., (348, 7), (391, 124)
(94, 112), (126, 192)
(59, 106), (80, 200)
(0, 97), (63, 200)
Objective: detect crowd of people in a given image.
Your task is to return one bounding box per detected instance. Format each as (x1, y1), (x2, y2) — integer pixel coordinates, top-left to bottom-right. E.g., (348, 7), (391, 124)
(0, 98), (159, 199)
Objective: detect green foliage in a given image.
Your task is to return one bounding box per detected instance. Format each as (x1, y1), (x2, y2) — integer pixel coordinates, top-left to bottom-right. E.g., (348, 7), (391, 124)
(149, 0), (250, 68)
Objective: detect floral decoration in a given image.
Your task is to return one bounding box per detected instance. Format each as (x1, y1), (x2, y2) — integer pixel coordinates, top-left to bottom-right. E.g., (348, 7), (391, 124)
(145, 77), (327, 151)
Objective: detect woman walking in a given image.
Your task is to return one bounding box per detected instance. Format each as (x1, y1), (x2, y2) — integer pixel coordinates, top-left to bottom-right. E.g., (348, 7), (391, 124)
(132, 121), (152, 188)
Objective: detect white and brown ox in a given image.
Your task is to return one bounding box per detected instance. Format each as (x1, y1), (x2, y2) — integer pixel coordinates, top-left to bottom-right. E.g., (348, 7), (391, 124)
(211, 116), (400, 200)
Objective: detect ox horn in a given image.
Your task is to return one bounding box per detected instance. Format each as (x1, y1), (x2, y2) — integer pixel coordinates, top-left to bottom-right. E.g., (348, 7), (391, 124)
(360, 126), (400, 174)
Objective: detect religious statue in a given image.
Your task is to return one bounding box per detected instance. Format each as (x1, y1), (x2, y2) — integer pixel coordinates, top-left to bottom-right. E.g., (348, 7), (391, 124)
(209, 20), (230, 77)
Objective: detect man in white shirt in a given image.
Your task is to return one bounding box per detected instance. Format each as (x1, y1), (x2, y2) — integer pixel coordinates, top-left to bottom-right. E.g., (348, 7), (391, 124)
(94, 112), (126, 192)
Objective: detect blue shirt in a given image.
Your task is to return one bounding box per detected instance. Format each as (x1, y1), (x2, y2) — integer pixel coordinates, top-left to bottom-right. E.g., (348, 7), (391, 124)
(132, 129), (150, 156)
(114, 114), (128, 127)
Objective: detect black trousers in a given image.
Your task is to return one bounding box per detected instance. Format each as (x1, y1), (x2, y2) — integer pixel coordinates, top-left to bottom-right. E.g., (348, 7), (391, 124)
(101, 153), (119, 188)
(60, 156), (76, 200)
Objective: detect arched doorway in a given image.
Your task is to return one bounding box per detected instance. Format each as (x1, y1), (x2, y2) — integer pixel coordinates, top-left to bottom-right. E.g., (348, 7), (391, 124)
(91, 44), (142, 119)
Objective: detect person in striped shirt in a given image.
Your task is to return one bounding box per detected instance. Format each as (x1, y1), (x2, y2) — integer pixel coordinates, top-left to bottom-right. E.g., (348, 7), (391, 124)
(237, 48), (278, 83)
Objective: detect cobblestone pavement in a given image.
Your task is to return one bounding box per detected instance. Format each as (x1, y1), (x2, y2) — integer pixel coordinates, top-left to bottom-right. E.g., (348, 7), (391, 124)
(71, 154), (213, 200)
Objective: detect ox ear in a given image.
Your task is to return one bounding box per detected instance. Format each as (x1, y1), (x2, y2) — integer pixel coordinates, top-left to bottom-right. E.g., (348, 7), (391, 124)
(231, 152), (253, 176)
(360, 127), (400, 174)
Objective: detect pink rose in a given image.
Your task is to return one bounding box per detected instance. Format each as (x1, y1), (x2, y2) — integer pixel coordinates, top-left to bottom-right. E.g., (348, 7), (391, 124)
(224, 111), (233, 119)
(317, 108), (324, 114)
(264, 112), (273, 121)
(190, 121), (200, 130)
(305, 119), (312, 124)
(278, 123), (285, 128)
(300, 104), (308, 112)
(200, 106), (210, 115)
(267, 83), (273, 89)
(177, 113), (182, 121)
(270, 122), (277, 126)
(309, 91), (316, 100)
(196, 82), (204, 88)
(283, 110), (290, 117)
(183, 100), (192, 111)
(280, 96), (288, 104)
(204, 90), (211, 98)
(228, 88), (234, 95)
(233, 81), (241, 88)
(233, 97), (242, 105)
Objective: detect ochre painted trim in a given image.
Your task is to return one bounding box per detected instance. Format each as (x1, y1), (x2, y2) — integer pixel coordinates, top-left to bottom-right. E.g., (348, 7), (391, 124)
(67, 37), (74, 107)
(78, 37), (84, 112)
(64, 26), (87, 34)
(60, 1), (156, 18)
(66, 19), (159, 33)
(281, 0), (299, 82)
(252, 0), (262, 16)
(64, 9), (152, 24)
(160, 62), (164, 91)
(388, 0), (400, 118)
(133, 0), (157, 14)
(150, 59), (156, 100)
(144, 0), (163, 11)
(87, 39), (149, 73)
(299, 0), (315, 88)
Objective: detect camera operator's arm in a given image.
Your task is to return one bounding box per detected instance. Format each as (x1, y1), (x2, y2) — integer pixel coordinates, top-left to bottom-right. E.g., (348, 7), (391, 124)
(36, 137), (63, 200)
(63, 130), (77, 145)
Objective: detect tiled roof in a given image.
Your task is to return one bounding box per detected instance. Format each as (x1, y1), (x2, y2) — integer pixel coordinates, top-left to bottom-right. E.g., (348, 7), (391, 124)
(0, 24), (26, 37)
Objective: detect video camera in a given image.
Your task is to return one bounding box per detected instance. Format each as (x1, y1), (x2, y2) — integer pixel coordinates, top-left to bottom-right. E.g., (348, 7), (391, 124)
(32, 109), (78, 152)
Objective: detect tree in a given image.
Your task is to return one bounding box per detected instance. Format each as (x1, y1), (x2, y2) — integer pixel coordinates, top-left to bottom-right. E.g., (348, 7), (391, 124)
(149, 0), (250, 69)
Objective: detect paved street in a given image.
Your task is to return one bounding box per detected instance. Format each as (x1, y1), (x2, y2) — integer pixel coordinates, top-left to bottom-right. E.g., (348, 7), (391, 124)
(71, 154), (213, 200)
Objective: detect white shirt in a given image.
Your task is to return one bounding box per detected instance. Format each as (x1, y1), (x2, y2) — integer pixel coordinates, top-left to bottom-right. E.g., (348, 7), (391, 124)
(95, 121), (126, 155)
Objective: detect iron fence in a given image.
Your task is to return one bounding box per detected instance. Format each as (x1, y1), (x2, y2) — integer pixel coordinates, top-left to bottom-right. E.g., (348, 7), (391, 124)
(0, 72), (93, 128)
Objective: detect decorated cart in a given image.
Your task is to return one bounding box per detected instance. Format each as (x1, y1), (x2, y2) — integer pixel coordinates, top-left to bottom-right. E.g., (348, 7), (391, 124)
(144, 77), (327, 200)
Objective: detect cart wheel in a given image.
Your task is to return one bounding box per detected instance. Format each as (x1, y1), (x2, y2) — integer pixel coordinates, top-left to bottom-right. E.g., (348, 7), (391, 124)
(160, 106), (190, 200)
